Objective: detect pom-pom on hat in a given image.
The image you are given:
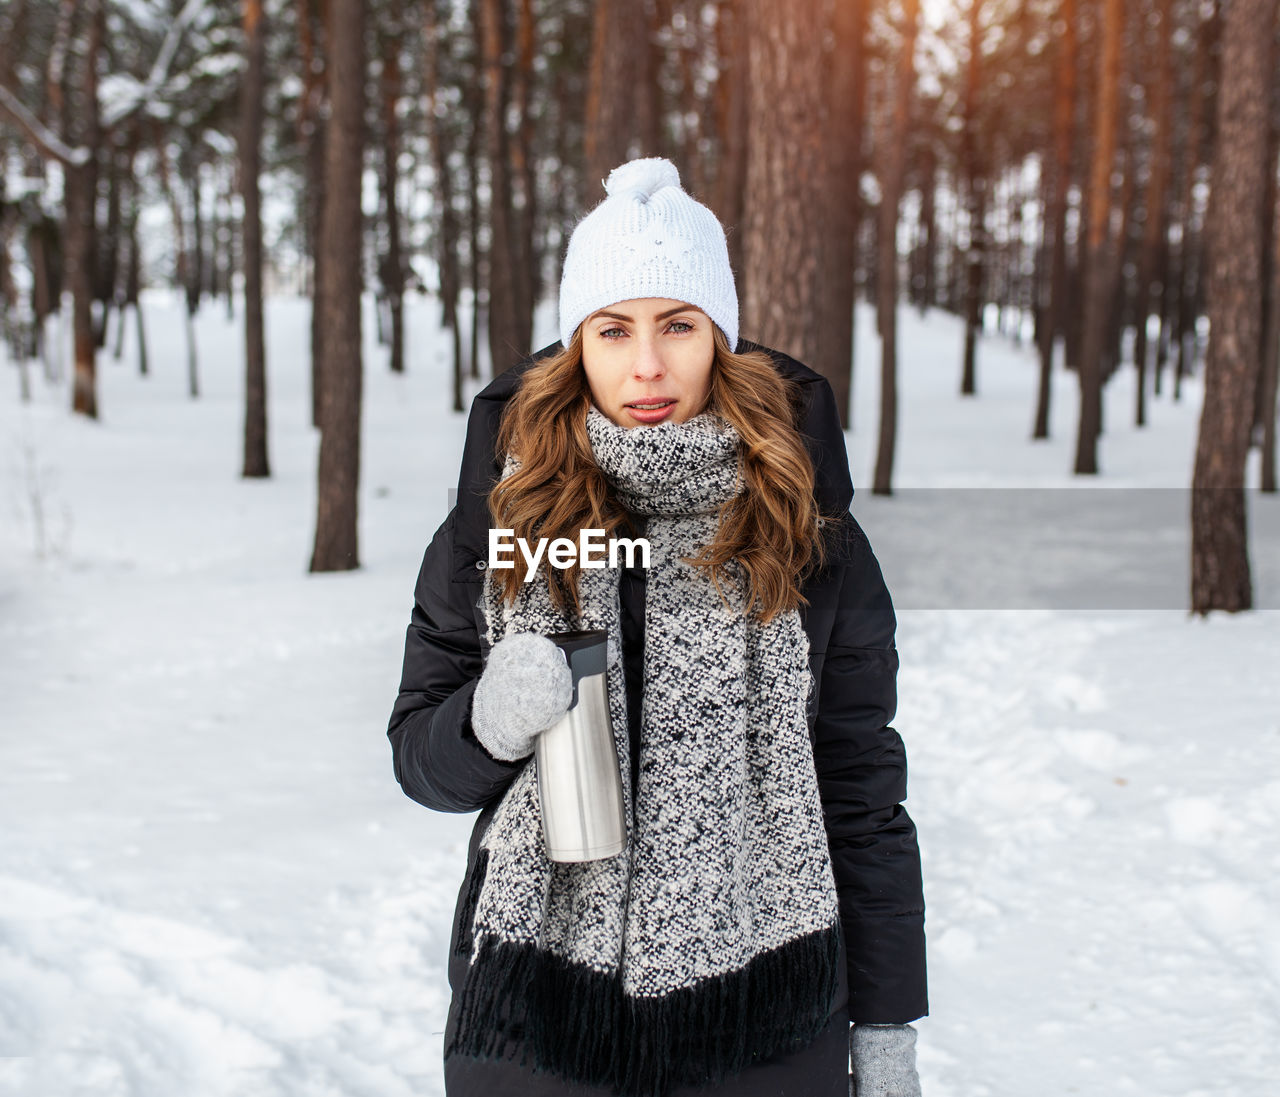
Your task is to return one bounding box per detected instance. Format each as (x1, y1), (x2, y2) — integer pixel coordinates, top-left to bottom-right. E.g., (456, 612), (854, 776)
(558, 157), (739, 351)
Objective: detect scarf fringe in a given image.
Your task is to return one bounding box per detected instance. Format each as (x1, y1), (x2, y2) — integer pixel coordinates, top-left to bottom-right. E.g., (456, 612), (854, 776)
(453, 848), (490, 959)
(446, 920), (841, 1097)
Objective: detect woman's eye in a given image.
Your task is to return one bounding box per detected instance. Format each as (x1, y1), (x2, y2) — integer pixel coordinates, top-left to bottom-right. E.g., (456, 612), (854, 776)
(600, 327), (626, 340)
(668, 320), (694, 334)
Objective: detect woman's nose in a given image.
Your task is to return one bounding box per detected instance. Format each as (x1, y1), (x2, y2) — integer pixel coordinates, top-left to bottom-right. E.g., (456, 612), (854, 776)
(631, 340), (665, 380)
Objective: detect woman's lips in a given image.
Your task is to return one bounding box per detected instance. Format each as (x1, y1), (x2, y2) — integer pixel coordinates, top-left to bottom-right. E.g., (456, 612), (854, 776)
(624, 400), (676, 424)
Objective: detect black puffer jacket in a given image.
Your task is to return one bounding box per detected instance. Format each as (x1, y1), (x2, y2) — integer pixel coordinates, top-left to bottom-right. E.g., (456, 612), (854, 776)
(387, 341), (928, 1079)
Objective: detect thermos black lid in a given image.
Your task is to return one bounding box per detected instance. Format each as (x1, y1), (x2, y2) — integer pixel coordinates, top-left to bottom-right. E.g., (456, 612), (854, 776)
(546, 629), (608, 705)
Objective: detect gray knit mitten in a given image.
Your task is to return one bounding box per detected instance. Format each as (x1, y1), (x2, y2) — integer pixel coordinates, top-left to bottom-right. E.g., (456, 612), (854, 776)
(849, 1024), (921, 1097)
(471, 632), (573, 761)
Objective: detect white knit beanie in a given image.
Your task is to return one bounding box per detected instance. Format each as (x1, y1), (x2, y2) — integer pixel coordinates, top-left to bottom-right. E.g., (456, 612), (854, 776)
(558, 158), (739, 351)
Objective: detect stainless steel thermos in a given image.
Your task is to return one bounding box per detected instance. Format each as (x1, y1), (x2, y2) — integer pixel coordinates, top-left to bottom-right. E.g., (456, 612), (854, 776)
(536, 630), (627, 862)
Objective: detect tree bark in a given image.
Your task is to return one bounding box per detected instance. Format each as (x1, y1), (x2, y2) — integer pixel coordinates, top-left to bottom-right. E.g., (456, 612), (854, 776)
(1073, 0), (1122, 474)
(1190, 0), (1276, 613)
(378, 13), (405, 374)
(871, 0), (919, 496)
(584, 0), (659, 189)
(712, 0), (748, 277)
(1253, 33), (1280, 445)
(96, 140), (121, 349)
(465, 0), (484, 377)
(1034, 0), (1076, 439)
(482, 0), (528, 371)
(814, 0), (865, 428)
(741, 0), (827, 369)
(298, 0), (328, 426)
(310, 0), (365, 573)
(1133, 0), (1174, 427)
(424, 0), (465, 410)
(188, 146), (205, 308)
(1105, 128), (1138, 388)
(960, 0), (985, 398)
(157, 139), (199, 398)
(1261, 164), (1280, 493)
(241, 0), (269, 478)
(66, 0), (103, 418)
(511, 0), (537, 325)
(915, 140), (937, 312)
(1172, 0), (1217, 401)
(218, 171), (235, 318)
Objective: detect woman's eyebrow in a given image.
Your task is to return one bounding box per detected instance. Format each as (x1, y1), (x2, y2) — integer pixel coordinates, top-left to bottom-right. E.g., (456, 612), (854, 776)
(590, 305), (701, 324)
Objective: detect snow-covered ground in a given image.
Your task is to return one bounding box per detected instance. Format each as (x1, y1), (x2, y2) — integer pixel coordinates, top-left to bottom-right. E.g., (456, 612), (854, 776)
(2, 293), (1277, 1097)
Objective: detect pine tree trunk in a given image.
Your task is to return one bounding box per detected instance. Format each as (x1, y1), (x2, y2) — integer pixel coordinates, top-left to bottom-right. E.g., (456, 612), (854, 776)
(585, 0), (658, 188)
(159, 142), (200, 398)
(111, 155), (134, 363)
(66, 158), (97, 417)
(482, 0), (526, 372)
(219, 174), (236, 318)
(379, 16), (405, 374)
(465, 0), (484, 377)
(134, 298), (148, 377)
(29, 219), (54, 379)
(918, 142), (937, 311)
(1254, 71), (1279, 443)
(1173, 1), (1216, 401)
(741, 0), (827, 369)
(184, 306), (199, 398)
(960, 183), (986, 395)
(712, 0), (748, 277)
(1074, 0), (1122, 474)
(67, 0), (103, 419)
(814, 0), (864, 428)
(1034, 0), (1075, 440)
(298, 0), (328, 426)
(112, 279), (127, 359)
(872, 0), (919, 496)
(1105, 135), (1138, 387)
(1011, 172), (1030, 344)
(1190, 0), (1276, 613)
(1261, 175), (1280, 493)
(425, 0), (465, 410)
(96, 143), (120, 349)
(310, 0), (365, 574)
(1133, 0), (1174, 427)
(959, 0), (985, 398)
(241, 0), (270, 478)
(187, 149), (205, 312)
(511, 0), (537, 328)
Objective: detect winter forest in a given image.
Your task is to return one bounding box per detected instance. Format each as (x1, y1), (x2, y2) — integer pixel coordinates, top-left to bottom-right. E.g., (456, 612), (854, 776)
(2, 0), (1279, 1095)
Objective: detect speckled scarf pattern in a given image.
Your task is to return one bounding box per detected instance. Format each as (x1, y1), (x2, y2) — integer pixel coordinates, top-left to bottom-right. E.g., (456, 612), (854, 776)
(448, 406), (840, 1097)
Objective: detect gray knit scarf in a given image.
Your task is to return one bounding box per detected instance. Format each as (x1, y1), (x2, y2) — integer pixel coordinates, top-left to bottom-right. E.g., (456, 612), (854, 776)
(448, 406), (840, 1097)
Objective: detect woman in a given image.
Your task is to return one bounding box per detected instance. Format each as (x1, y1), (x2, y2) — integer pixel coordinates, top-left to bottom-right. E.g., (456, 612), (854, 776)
(387, 158), (927, 1097)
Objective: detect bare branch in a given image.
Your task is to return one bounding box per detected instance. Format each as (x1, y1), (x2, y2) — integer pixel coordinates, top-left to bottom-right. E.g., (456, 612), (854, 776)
(0, 83), (90, 165)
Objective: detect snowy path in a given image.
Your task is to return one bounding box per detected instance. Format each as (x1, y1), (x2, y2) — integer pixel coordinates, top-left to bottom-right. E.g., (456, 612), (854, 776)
(3, 296), (1278, 1095)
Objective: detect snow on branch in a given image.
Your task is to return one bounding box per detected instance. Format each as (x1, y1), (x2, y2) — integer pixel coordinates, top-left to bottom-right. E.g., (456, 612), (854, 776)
(0, 83), (91, 166)
(101, 0), (211, 130)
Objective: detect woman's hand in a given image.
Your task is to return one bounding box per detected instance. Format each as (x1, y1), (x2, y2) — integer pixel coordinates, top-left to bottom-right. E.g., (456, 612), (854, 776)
(849, 1023), (921, 1097)
(471, 632), (574, 761)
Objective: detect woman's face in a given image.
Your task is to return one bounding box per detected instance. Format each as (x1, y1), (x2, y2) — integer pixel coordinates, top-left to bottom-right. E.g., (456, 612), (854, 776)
(579, 297), (715, 428)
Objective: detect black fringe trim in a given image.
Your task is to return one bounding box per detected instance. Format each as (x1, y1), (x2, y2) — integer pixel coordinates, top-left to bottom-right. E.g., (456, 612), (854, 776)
(446, 920), (840, 1097)
(454, 848), (490, 959)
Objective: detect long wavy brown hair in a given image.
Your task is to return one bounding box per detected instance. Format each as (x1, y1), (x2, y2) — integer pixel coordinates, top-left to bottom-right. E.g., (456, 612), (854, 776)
(489, 325), (830, 623)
